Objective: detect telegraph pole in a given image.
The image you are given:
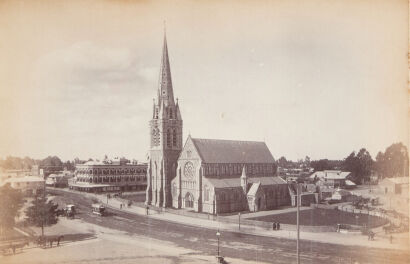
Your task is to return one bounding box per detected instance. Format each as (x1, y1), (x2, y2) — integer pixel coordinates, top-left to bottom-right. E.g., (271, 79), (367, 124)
(42, 177), (46, 237)
(296, 183), (300, 264)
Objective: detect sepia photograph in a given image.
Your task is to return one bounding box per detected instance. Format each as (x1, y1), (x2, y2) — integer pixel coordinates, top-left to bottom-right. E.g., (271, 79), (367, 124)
(0, 0), (408, 263)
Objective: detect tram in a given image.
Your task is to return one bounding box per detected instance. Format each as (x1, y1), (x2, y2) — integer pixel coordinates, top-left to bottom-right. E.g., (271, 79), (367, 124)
(92, 204), (106, 216)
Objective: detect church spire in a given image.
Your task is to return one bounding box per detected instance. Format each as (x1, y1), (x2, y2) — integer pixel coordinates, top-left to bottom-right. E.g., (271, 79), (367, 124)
(158, 26), (175, 106)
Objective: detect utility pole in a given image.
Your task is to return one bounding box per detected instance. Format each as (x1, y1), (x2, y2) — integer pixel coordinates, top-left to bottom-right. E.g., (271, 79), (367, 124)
(296, 183), (300, 264)
(42, 178), (46, 237)
(238, 212), (241, 230)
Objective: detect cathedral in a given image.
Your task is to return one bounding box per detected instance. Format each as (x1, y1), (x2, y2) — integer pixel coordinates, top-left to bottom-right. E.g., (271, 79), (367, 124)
(145, 32), (291, 214)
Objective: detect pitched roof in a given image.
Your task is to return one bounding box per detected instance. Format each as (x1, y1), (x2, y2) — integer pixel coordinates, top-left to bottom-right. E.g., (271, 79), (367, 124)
(309, 170), (351, 180)
(191, 138), (275, 164)
(247, 182), (261, 196)
(388, 177), (409, 184)
(206, 176), (286, 189)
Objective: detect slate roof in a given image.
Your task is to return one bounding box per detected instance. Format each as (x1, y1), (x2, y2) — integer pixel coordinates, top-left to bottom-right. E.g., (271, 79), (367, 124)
(206, 176), (286, 189)
(247, 182), (261, 196)
(309, 170), (351, 180)
(191, 138), (275, 164)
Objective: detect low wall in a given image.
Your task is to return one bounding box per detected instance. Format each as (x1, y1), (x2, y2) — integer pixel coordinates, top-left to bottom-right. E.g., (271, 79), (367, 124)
(217, 215), (337, 232)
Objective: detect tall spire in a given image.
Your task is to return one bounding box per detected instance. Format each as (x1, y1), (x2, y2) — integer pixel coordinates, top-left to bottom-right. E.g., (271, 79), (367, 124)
(158, 24), (175, 106)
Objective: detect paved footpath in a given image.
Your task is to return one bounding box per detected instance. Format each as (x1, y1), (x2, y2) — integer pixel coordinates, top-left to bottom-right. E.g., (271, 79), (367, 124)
(51, 188), (409, 251)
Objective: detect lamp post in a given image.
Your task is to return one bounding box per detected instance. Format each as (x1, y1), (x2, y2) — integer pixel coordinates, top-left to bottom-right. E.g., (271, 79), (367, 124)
(238, 212), (241, 230)
(296, 183), (301, 264)
(216, 230), (221, 257)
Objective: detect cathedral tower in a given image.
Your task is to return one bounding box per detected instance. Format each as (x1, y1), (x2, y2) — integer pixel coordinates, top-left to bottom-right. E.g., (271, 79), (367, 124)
(146, 31), (183, 208)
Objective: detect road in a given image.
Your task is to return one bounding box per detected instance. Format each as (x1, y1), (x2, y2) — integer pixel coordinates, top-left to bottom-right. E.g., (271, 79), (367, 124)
(50, 189), (409, 264)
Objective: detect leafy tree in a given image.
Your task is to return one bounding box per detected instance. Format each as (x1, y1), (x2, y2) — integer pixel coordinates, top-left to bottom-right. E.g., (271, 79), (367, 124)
(374, 143), (408, 178)
(25, 195), (58, 234)
(0, 184), (24, 235)
(277, 156), (288, 168)
(0, 156), (38, 170)
(310, 159), (332, 171)
(63, 160), (75, 171)
(342, 148), (373, 184)
(304, 156), (311, 167)
(40, 156), (63, 168)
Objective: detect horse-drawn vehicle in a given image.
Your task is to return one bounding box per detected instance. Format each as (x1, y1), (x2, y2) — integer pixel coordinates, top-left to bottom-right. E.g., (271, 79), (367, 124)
(92, 203), (106, 216)
(36, 235), (64, 248)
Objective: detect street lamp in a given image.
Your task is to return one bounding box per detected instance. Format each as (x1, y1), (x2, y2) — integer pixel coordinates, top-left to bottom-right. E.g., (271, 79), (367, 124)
(216, 230), (221, 257)
(238, 212), (241, 230)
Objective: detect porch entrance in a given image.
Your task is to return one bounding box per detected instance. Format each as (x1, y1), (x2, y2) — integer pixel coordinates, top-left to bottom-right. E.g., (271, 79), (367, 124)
(185, 192), (194, 208)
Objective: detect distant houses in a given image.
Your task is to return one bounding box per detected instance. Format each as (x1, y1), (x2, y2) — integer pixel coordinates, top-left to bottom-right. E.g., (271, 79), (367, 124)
(309, 170), (356, 189)
(379, 177), (409, 196)
(1, 176), (45, 196)
(45, 170), (74, 188)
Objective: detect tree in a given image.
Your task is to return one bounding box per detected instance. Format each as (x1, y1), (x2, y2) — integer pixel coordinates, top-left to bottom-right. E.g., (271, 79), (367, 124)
(277, 156), (288, 168)
(342, 148), (373, 184)
(374, 143), (408, 178)
(0, 184), (24, 235)
(40, 156), (63, 168)
(63, 160), (75, 171)
(304, 156), (311, 168)
(25, 195), (58, 234)
(310, 159), (332, 171)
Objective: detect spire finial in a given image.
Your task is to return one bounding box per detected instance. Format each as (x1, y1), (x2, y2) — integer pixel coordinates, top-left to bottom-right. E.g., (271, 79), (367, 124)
(163, 20), (166, 37)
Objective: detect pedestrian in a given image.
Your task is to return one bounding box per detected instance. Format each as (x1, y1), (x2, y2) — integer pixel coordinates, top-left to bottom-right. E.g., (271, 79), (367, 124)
(277, 222), (280, 230)
(272, 222), (277, 230)
(389, 235), (393, 244)
(146, 205), (149, 215)
(120, 203), (122, 209)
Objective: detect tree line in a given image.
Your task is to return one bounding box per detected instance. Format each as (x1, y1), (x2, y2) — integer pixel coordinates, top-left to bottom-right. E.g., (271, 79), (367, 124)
(277, 142), (408, 184)
(0, 156), (86, 171)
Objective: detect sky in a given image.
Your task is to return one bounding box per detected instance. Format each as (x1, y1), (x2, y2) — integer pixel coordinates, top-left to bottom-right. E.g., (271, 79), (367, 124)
(0, 0), (408, 162)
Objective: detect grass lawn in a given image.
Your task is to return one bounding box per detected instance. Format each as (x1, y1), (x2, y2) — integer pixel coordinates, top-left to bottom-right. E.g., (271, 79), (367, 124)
(250, 208), (388, 227)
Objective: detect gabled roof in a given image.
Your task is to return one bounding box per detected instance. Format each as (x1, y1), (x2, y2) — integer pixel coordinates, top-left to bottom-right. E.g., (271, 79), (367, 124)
(309, 170), (351, 180)
(190, 138), (275, 164)
(247, 182), (261, 196)
(388, 177), (409, 184)
(206, 176), (286, 189)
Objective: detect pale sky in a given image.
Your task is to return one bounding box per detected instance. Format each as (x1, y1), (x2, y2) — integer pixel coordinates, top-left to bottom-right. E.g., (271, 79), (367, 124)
(0, 0), (408, 162)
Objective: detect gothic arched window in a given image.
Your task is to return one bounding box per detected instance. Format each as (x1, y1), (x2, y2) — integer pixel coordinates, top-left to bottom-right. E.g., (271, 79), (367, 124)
(167, 129), (171, 147)
(169, 109), (173, 119)
(173, 129), (177, 147)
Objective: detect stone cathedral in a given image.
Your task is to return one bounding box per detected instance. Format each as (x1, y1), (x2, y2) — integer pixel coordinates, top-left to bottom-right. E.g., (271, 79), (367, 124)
(146, 32), (291, 213)
(145, 33), (183, 208)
